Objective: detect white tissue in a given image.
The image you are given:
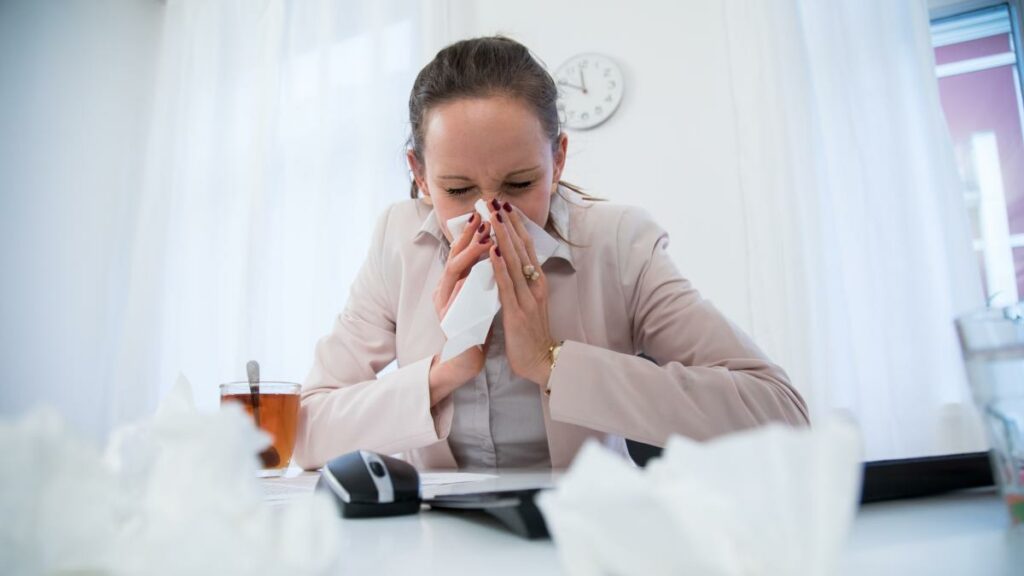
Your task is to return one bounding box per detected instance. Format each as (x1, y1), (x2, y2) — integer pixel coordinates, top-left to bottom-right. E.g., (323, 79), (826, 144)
(439, 199), (560, 362)
(445, 199), (493, 239)
(439, 200), (499, 362)
(536, 420), (863, 576)
(0, 407), (120, 575)
(1, 374), (340, 576)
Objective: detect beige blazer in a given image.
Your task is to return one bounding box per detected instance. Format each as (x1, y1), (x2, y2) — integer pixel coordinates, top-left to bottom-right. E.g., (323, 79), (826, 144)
(294, 193), (808, 471)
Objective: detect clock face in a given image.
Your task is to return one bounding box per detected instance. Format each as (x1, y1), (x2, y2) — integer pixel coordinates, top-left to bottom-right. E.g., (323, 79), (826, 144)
(554, 53), (624, 130)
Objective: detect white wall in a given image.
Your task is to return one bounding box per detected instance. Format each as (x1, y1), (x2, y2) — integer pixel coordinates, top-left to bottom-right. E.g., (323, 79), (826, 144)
(0, 0), (163, 443)
(434, 0), (756, 330)
(432, 0), (1007, 345)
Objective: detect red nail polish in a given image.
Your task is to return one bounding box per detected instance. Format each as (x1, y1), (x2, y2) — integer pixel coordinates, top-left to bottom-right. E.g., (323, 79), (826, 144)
(495, 212), (504, 223)
(479, 235), (490, 244)
(477, 223), (485, 233)
(468, 213), (476, 223)
(491, 199), (501, 211)
(503, 202), (512, 212)
(495, 247), (502, 257)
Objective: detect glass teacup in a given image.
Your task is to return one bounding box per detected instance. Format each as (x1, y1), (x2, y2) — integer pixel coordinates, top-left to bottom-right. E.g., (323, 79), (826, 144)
(219, 381), (301, 476)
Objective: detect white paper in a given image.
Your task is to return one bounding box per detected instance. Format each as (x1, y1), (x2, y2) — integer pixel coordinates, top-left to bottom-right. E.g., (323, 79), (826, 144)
(419, 472), (497, 486)
(260, 472), (321, 506)
(536, 419), (863, 576)
(439, 199), (560, 362)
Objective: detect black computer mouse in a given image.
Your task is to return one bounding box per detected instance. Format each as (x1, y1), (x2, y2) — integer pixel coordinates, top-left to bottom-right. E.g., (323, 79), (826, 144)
(317, 450), (421, 518)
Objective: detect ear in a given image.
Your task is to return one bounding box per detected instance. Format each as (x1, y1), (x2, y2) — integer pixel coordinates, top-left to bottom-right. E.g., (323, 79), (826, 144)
(407, 149), (432, 204)
(552, 132), (569, 186)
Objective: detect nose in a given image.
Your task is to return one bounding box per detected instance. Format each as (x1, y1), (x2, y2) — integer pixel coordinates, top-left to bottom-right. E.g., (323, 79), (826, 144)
(478, 190), (506, 209)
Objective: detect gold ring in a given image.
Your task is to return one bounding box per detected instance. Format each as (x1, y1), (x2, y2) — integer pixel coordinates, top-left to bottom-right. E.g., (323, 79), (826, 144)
(522, 264), (536, 277)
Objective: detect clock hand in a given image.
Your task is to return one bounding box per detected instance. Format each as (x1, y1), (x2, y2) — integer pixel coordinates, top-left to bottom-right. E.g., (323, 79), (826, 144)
(557, 80), (585, 92)
(578, 69), (588, 94)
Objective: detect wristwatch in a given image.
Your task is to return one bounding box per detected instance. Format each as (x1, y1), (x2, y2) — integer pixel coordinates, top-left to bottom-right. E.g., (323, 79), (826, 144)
(545, 341), (564, 396)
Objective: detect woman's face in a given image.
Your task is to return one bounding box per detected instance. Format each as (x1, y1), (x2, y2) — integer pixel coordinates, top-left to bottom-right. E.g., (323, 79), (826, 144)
(408, 96), (568, 242)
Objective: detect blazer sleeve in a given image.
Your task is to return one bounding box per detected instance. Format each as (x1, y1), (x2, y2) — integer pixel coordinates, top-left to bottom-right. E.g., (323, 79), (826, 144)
(546, 207), (809, 446)
(293, 206), (453, 470)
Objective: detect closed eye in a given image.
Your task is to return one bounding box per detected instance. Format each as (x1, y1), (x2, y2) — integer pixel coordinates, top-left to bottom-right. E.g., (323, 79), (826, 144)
(446, 186), (475, 196)
(506, 180), (534, 190)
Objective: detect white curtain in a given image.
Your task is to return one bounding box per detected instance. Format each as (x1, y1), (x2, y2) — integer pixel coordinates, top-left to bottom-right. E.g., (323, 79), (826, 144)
(111, 0), (426, 423)
(721, 0), (986, 459)
(0, 0), (164, 446)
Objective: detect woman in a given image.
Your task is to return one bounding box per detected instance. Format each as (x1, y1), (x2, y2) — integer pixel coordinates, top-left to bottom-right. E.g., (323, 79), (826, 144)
(294, 36), (808, 471)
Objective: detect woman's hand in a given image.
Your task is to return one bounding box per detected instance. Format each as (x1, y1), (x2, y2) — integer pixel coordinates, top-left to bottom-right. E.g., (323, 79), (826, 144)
(486, 200), (557, 388)
(428, 213), (493, 406)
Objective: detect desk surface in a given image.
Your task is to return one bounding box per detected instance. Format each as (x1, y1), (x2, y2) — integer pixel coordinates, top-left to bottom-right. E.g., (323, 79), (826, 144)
(262, 472), (1023, 575)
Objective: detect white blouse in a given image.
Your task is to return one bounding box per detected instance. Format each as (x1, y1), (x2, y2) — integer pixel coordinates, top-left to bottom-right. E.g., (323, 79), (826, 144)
(447, 311), (550, 470)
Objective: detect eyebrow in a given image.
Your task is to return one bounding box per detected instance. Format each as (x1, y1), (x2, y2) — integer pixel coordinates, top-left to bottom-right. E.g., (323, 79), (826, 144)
(439, 166), (541, 180)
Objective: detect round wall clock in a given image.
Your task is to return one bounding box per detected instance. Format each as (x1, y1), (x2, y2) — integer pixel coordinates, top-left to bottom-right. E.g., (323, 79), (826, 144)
(554, 53), (624, 130)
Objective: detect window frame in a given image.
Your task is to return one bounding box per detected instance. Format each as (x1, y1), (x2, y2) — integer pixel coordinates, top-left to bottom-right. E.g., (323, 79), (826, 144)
(931, 0), (1024, 97)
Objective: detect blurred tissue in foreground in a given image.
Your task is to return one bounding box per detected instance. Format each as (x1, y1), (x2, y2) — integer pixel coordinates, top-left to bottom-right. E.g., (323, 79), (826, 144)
(537, 419), (862, 576)
(0, 375), (339, 576)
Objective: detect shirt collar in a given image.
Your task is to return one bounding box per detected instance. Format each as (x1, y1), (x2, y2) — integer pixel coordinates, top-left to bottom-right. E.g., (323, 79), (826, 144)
(415, 189), (575, 269)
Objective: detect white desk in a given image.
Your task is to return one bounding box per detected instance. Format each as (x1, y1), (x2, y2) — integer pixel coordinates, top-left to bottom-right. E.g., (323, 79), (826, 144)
(840, 488), (1022, 576)
(262, 473), (1023, 575)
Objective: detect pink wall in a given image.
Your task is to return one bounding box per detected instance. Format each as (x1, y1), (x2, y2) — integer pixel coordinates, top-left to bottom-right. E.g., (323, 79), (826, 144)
(935, 34), (1009, 64)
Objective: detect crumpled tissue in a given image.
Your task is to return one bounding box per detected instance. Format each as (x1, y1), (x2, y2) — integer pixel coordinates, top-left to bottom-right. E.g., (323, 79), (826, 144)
(439, 198), (559, 362)
(536, 420), (863, 576)
(0, 374), (340, 576)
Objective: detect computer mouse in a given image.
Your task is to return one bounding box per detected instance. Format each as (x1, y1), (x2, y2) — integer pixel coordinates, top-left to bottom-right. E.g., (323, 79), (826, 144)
(317, 450), (421, 518)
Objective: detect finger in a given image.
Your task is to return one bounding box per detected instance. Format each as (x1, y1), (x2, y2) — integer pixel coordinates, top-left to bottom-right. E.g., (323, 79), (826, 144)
(463, 221), (494, 267)
(449, 212), (479, 257)
(437, 221), (492, 302)
(488, 244), (518, 313)
(506, 206), (541, 270)
(489, 203), (532, 303)
(447, 222), (492, 278)
(505, 207), (546, 299)
(500, 203), (532, 275)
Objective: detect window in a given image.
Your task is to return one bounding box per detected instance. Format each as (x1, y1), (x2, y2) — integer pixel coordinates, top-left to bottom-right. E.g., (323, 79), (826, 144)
(931, 3), (1024, 305)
